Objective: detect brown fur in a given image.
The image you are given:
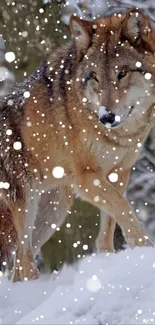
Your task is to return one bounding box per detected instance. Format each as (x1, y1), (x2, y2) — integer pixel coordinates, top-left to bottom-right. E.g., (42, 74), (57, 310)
(0, 202), (16, 262)
(1, 8), (155, 281)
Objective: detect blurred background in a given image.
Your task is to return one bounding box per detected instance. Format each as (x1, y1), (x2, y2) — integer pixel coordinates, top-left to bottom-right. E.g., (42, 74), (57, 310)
(1, 0), (155, 273)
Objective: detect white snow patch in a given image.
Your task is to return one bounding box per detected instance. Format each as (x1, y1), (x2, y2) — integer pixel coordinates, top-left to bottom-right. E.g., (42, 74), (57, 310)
(1, 248), (155, 324)
(86, 275), (102, 293)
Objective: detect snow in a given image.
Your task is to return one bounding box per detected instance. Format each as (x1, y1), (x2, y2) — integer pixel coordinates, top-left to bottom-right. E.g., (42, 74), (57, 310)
(5, 52), (16, 63)
(62, 0), (155, 28)
(13, 141), (22, 151)
(1, 247), (155, 324)
(108, 172), (118, 183)
(23, 91), (30, 99)
(52, 166), (64, 179)
(145, 73), (152, 80)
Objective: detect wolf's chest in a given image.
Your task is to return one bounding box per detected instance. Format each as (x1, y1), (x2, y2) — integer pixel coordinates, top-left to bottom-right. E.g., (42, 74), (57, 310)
(89, 140), (140, 174)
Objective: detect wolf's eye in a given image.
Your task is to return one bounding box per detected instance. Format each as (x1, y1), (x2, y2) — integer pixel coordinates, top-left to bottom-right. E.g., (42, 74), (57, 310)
(91, 72), (99, 83)
(118, 70), (127, 80)
(84, 72), (99, 84)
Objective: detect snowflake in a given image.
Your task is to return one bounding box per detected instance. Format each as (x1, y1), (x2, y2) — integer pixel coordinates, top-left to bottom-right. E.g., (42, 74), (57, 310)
(83, 244), (88, 250)
(52, 166), (64, 179)
(5, 52), (16, 63)
(23, 91), (30, 98)
(6, 129), (12, 136)
(108, 172), (118, 183)
(13, 141), (22, 150)
(145, 73), (152, 80)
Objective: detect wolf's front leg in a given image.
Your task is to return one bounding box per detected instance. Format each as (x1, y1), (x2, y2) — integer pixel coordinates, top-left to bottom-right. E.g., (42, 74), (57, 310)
(9, 186), (40, 282)
(96, 212), (116, 253)
(96, 170), (130, 253)
(75, 170), (152, 248)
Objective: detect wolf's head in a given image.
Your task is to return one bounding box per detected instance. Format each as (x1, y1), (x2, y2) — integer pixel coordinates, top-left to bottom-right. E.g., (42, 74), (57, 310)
(70, 9), (155, 128)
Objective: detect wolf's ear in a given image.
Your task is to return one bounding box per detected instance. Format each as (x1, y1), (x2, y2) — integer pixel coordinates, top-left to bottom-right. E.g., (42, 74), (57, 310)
(69, 15), (95, 56)
(122, 9), (153, 47)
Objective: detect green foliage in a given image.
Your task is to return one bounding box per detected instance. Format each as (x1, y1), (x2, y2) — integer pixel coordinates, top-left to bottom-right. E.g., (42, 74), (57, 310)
(0, 0), (70, 80)
(41, 199), (99, 271)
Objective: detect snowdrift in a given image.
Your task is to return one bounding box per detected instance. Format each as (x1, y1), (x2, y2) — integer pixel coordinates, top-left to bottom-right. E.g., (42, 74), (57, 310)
(1, 247), (155, 324)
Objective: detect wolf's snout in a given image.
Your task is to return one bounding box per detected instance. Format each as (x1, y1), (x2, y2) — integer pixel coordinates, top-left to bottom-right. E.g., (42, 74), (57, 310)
(100, 112), (115, 125)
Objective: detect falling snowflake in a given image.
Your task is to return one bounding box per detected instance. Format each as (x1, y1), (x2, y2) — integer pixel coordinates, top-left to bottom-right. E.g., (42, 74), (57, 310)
(93, 179), (100, 186)
(52, 166), (64, 179)
(108, 172), (118, 183)
(137, 309), (143, 315)
(6, 129), (12, 136)
(51, 223), (56, 229)
(145, 73), (152, 80)
(135, 61), (142, 68)
(3, 182), (10, 189)
(5, 51), (16, 62)
(83, 244), (88, 250)
(13, 141), (22, 150)
(23, 91), (30, 98)
(66, 223), (71, 228)
(94, 196), (100, 202)
(115, 115), (121, 122)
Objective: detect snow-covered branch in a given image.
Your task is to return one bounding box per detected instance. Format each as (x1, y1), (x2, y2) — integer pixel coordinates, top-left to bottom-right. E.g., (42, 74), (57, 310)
(62, 0), (155, 25)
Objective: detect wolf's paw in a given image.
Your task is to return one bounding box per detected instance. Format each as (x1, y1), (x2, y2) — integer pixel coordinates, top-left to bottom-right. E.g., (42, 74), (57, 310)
(12, 267), (20, 282)
(12, 248), (40, 282)
(96, 237), (115, 253)
(19, 262), (40, 281)
(128, 234), (153, 248)
(12, 260), (40, 282)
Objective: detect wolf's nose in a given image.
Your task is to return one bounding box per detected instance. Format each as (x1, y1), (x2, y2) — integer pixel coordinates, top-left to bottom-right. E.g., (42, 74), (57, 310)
(100, 112), (115, 125)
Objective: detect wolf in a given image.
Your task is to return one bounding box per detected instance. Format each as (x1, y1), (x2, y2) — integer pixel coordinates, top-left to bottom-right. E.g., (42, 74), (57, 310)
(0, 8), (155, 282)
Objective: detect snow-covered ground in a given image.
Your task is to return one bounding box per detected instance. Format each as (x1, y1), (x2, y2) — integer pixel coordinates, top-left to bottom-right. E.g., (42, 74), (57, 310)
(1, 247), (155, 324)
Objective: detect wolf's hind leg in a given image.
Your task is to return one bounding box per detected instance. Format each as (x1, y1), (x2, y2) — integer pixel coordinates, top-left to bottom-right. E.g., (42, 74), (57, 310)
(10, 185), (40, 282)
(32, 185), (73, 257)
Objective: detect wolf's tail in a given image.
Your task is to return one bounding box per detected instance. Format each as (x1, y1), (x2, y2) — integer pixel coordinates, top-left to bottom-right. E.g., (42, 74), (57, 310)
(0, 202), (17, 264)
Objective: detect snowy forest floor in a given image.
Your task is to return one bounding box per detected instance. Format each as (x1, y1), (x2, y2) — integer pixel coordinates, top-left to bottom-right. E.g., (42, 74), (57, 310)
(1, 247), (155, 324)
